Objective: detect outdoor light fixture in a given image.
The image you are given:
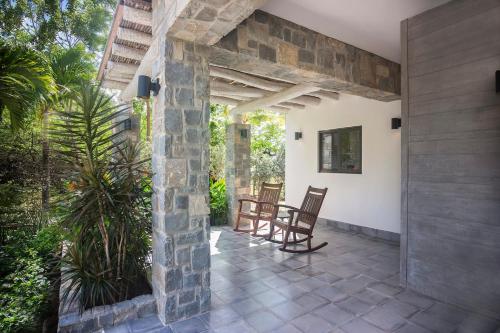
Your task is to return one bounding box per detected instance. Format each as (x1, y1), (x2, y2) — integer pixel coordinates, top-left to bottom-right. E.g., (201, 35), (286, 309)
(240, 129), (248, 139)
(391, 117), (401, 130)
(295, 132), (303, 140)
(123, 118), (132, 131)
(496, 70), (499, 93)
(137, 75), (160, 99)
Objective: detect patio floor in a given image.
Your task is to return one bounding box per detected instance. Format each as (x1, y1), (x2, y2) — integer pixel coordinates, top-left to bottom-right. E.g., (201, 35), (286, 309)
(104, 223), (500, 333)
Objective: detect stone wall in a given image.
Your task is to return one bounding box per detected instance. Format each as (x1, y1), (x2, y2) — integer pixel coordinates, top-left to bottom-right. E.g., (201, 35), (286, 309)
(150, 37), (211, 324)
(58, 295), (156, 333)
(153, 0), (267, 45)
(225, 123), (251, 227)
(210, 10), (401, 102)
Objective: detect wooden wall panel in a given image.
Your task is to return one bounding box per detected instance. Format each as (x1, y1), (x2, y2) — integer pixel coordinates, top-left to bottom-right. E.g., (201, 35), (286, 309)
(402, 0), (500, 318)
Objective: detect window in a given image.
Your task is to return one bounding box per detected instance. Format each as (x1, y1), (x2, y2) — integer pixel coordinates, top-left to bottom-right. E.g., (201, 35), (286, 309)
(318, 126), (362, 174)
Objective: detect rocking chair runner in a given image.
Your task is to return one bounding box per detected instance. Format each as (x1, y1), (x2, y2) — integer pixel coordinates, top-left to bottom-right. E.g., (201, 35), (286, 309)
(267, 186), (328, 253)
(234, 182), (283, 235)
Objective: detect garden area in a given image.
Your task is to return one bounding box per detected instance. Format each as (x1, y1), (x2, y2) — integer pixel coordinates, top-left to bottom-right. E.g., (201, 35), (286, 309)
(0, 1), (285, 332)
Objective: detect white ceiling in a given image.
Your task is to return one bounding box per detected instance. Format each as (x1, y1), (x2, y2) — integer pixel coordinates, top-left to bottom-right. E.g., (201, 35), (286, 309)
(260, 0), (450, 63)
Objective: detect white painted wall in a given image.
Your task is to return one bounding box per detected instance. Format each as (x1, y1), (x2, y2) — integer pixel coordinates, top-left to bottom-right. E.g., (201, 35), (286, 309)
(285, 94), (401, 233)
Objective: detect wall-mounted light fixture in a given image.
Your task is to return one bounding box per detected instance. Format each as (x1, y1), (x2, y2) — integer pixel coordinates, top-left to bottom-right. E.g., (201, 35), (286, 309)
(295, 132), (303, 140)
(239, 129), (248, 139)
(137, 75), (160, 99)
(496, 70), (499, 93)
(123, 118), (132, 131)
(391, 118), (401, 130)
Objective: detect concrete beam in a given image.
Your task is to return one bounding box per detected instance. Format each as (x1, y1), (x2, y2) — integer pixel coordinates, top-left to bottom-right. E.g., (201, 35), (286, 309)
(116, 27), (152, 48)
(111, 43), (147, 62)
(211, 10), (401, 101)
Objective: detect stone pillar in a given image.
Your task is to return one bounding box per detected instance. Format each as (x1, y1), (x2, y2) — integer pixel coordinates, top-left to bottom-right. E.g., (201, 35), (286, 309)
(225, 121), (251, 227)
(151, 38), (211, 324)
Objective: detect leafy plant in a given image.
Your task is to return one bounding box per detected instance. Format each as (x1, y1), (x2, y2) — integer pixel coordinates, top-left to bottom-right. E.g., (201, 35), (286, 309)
(0, 41), (55, 130)
(52, 84), (152, 312)
(0, 249), (49, 333)
(209, 179), (227, 225)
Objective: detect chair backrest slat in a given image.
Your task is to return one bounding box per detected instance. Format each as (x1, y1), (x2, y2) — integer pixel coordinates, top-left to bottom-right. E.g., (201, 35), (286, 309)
(298, 186), (328, 227)
(257, 182), (283, 213)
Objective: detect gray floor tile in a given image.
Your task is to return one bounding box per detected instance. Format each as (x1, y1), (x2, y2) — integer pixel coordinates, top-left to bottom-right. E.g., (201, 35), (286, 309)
(245, 310), (284, 332)
(252, 290), (288, 307)
(291, 314), (334, 333)
(232, 298), (263, 316)
(293, 293), (330, 311)
(313, 285), (349, 303)
(367, 282), (403, 297)
(270, 301), (309, 321)
(213, 320), (255, 333)
(312, 304), (354, 327)
(394, 323), (432, 333)
(340, 318), (386, 333)
(363, 306), (407, 331)
(271, 324), (302, 333)
(353, 288), (389, 305)
(170, 316), (209, 333)
(336, 297), (373, 316)
(395, 290), (434, 310)
(200, 307), (241, 328)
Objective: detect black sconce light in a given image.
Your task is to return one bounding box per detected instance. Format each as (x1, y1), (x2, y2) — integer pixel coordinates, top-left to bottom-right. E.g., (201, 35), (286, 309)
(263, 148), (276, 157)
(294, 132), (303, 140)
(123, 118), (132, 131)
(496, 70), (499, 93)
(391, 117), (401, 130)
(137, 75), (160, 99)
(239, 129), (248, 139)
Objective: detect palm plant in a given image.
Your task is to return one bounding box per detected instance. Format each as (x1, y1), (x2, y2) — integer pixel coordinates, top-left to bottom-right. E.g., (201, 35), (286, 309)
(0, 40), (55, 130)
(41, 45), (96, 209)
(52, 84), (152, 312)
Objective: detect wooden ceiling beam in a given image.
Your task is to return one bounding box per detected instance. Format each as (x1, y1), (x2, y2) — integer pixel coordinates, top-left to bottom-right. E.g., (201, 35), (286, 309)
(232, 84), (319, 114)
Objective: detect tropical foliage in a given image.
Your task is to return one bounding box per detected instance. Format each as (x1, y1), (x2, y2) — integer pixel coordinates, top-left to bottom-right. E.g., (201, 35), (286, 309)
(0, 0), (115, 51)
(52, 85), (152, 311)
(209, 179), (228, 225)
(0, 41), (55, 130)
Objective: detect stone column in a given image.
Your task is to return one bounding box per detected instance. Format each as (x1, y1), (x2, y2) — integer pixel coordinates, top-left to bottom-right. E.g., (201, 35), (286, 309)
(151, 38), (211, 324)
(225, 121), (251, 227)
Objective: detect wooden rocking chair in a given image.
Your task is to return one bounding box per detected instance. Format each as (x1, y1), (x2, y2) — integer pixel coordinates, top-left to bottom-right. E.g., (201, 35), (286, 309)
(234, 182), (283, 236)
(266, 186), (328, 253)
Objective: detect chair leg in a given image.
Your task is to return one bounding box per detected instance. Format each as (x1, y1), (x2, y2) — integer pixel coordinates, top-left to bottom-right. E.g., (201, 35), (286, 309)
(307, 235), (312, 250)
(281, 229), (291, 251)
(233, 213), (241, 232)
(267, 222), (275, 241)
(293, 232), (297, 243)
(252, 219), (259, 236)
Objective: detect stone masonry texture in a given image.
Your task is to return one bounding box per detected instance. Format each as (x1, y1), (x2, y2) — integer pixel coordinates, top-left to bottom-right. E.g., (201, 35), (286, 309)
(225, 123), (251, 227)
(210, 10), (401, 102)
(154, 0), (267, 45)
(151, 37), (211, 324)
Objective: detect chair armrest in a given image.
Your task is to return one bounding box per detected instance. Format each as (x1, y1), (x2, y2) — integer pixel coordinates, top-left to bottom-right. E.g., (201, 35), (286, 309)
(287, 208), (317, 220)
(238, 198), (260, 204)
(273, 204), (299, 211)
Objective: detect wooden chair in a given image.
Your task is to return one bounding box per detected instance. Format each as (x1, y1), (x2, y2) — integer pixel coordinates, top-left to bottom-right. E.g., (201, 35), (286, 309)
(266, 186), (328, 253)
(234, 182), (283, 236)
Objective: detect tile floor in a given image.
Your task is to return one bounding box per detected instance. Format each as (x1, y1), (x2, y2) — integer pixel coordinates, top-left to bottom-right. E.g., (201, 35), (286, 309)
(103, 223), (500, 333)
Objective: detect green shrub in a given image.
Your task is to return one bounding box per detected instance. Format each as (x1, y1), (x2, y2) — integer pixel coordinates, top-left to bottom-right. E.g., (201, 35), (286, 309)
(209, 179), (227, 225)
(0, 249), (49, 333)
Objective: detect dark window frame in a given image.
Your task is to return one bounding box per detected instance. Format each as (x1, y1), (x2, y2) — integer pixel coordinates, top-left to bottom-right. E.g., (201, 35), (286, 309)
(318, 126), (362, 174)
